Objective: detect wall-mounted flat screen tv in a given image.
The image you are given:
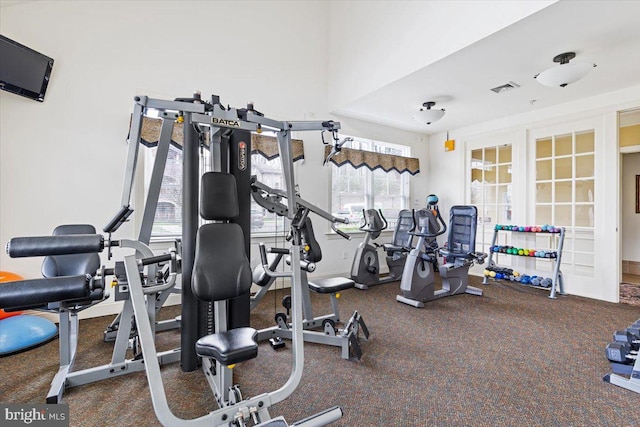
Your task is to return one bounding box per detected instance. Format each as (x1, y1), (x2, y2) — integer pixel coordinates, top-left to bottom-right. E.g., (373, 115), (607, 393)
(0, 34), (54, 102)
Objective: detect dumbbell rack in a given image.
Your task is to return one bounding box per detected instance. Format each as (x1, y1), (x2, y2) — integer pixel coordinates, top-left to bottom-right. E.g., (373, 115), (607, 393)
(482, 226), (565, 299)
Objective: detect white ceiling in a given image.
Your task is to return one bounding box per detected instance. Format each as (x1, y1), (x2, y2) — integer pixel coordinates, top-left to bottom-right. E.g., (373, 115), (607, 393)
(333, 1), (640, 134)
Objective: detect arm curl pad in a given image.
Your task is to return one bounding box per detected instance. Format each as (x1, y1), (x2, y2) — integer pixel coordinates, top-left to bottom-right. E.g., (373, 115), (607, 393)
(0, 275), (97, 310)
(6, 234), (104, 258)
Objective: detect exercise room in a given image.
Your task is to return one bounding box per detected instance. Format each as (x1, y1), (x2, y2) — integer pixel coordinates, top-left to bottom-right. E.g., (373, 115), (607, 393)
(1, 1), (639, 426)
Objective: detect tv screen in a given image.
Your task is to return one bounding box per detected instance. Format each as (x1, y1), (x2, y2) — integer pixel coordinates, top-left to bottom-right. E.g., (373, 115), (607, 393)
(0, 34), (54, 102)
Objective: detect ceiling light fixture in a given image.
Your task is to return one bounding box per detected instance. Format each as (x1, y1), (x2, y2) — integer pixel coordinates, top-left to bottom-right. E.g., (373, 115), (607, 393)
(534, 52), (596, 88)
(413, 101), (445, 125)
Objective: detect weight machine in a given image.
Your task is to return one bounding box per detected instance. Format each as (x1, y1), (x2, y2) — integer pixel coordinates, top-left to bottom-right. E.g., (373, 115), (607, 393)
(251, 178), (369, 360)
(1, 228), (180, 404)
(2, 92), (348, 426)
(115, 93), (347, 426)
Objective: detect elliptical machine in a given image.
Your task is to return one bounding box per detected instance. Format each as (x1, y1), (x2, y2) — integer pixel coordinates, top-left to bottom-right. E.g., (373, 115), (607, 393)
(350, 209), (415, 290)
(396, 195), (487, 308)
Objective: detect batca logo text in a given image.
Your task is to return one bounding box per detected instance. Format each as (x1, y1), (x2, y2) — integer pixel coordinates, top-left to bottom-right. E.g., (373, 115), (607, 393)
(211, 117), (240, 128)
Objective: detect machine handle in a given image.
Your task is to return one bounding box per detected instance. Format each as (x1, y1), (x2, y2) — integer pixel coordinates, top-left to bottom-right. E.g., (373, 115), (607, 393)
(331, 223), (351, 240)
(358, 209), (367, 231)
(410, 207), (447, 238)
(259, 243), (269, 267)
(269, 247), (291, 255)
(136, 251), (179, 294)
(359, 208), (388, 233)
(259, 243), (293, 278)
(379, 209), (389, 230)
(333, 215), (349, 225)
(140, 253), (173, 266)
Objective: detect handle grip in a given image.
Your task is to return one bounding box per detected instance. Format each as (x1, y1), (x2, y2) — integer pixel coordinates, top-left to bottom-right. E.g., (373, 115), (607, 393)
(259, 243), (292, 278)
(331, 223), (351, 240)
(259, 243), (269, 267)
(269, 247), (290, 255)
(140, 253), (173, 266)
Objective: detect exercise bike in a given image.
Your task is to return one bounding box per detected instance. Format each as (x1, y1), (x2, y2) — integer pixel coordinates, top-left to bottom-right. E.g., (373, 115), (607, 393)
(350, 209), (415, 290)
(396, 196), (487, 308)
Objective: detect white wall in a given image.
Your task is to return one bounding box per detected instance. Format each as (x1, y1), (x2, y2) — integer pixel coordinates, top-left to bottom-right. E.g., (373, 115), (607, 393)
(327, 0), (555, 111)
(0, 1), (426, 317)
(0, 0), (322, 275)
(622, 152), (640, 261)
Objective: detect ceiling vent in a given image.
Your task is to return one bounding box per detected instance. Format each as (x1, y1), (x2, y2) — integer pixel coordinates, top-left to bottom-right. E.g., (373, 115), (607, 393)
(490, 81), (521, 94)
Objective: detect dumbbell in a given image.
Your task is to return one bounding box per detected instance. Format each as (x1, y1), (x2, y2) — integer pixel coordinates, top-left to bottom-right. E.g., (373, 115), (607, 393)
(613, 330), (640, 350)
(605, 341), (638, 364)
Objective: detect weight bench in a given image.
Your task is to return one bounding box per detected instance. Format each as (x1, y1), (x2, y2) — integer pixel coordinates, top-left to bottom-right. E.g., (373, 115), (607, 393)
(307, 276), (355, 325)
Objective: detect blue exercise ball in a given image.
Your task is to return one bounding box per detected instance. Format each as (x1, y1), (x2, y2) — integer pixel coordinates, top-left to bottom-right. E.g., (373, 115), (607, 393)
(0, 315), (58, 356)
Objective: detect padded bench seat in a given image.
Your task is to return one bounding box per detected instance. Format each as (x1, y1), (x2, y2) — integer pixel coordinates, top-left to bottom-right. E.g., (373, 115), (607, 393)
(0, 275), (100, 311)
(195, 327), (258, 366)
(308, 277), (354, 294)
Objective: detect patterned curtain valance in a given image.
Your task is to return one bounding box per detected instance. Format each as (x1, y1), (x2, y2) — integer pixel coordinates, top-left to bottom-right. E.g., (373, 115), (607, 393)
(136, 116), (304, 161)
(139, 116), (184, 148)
(324, 145), (420, 175)
(252, 134), (304, 162)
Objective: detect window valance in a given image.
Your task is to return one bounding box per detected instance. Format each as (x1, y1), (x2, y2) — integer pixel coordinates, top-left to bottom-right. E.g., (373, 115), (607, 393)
(252, 134), (304, 162)
(324, 145), (420, 175)
(135, 116), (304, 161)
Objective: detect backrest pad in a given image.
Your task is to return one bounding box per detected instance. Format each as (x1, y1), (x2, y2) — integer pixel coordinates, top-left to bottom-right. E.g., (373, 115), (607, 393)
(300, 217), (322, 263)
(192, 172), (252, 302)
(42, 224), (101, 277)
(200, 172), (239, 221)
(447, 205), (478, 256)
(393, 209), (414, 248)
(415, 208), (439, 249)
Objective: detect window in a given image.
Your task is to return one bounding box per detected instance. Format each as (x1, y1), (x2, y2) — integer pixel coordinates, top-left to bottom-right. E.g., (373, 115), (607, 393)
(146, 145), (184, 237)
(250, 153), (288, 235)
(534, 130), (595, 277)
(144, 133), (287, 239)
(330, 137), (411, 231)
(470, 144), (513, 259)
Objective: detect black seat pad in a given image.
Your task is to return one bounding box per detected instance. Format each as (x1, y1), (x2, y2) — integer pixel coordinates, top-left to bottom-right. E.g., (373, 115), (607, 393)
(308, 277), (354, 294)
(195, 327), (258, 366)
